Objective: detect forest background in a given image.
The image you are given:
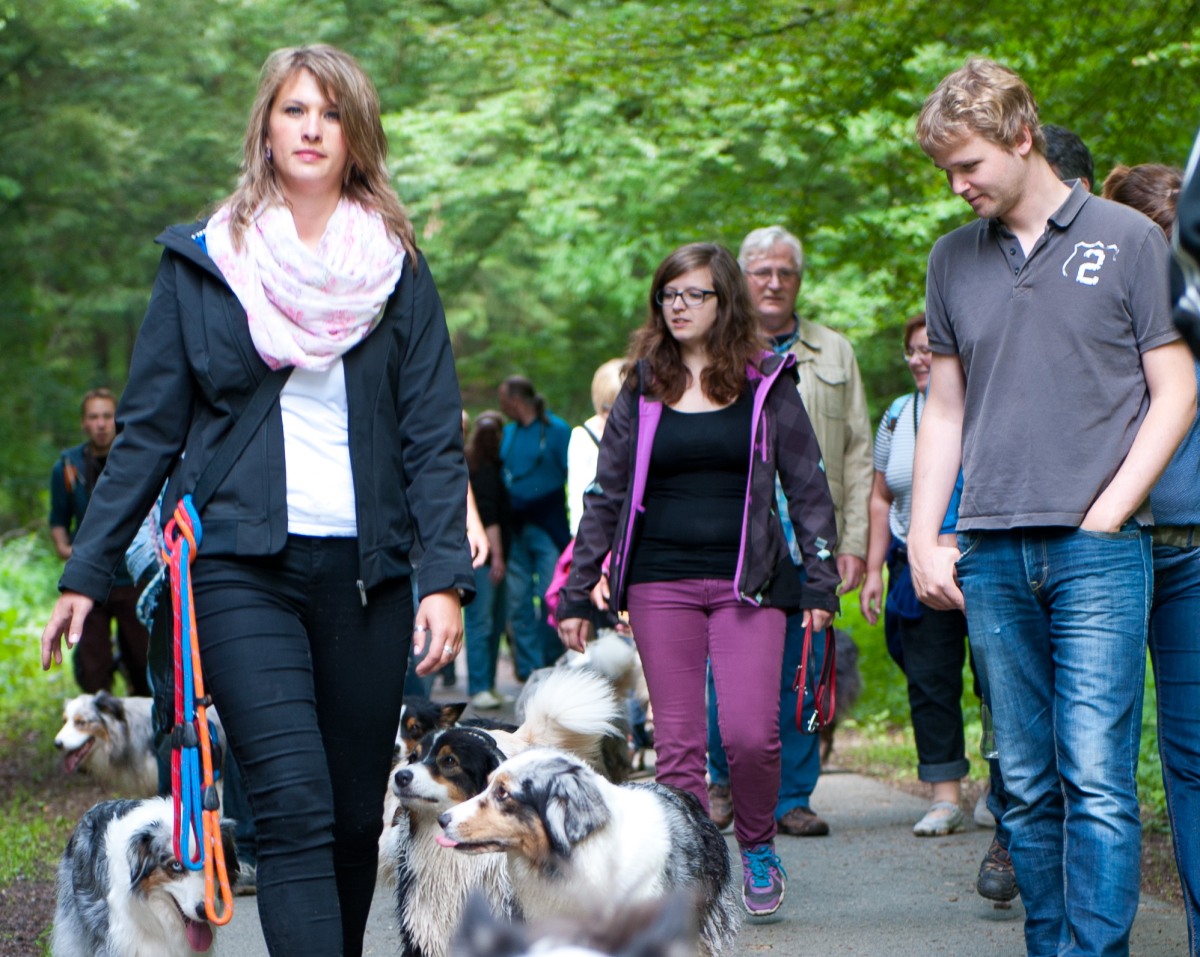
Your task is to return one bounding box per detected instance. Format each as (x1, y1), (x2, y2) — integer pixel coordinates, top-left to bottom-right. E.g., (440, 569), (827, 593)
(2, 0), (1200, 528)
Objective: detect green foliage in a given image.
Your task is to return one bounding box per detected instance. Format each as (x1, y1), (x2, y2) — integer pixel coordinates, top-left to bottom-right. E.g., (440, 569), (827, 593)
(0, 533), (70, 724)
(3, 1), (1200, 521)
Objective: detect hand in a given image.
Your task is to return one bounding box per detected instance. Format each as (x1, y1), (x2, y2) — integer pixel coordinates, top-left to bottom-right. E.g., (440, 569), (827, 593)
(413, 589), (464, 677)
(558, 617), (592, 653)
(42, 591), (95, 670)
(908, 541), (964, 611)
(487, 557), (506, 586)
(590, 575), (610, 612)
(1079, 501), (1127, 534)
(836, 554), (866, 595)
(467, 524), (489, 569)
(802, 608), (833, 632)
(859, 569), (884, 626)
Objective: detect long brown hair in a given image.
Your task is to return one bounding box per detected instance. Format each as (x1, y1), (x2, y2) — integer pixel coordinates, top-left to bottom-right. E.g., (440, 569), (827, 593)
(221, 45), (417, 260)
(466, 411), (505, 472)
(628, 243), (765, 406)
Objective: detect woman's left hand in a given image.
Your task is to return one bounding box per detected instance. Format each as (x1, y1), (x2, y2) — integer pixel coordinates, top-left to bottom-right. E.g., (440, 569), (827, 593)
(414, 589), (464, 676)
(802, 608), (833, 633)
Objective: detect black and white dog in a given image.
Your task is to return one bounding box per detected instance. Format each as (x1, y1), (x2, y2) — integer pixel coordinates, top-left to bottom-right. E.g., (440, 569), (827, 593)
(51, 796), (238, 957)
(388, 668), (622, 957)
(452, 888), (699, 957)
(54, 693), (158, 796)
(438, 749), (740, 957)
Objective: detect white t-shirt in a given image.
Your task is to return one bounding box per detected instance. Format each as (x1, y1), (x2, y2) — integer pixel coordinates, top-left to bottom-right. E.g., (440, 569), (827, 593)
(279, 359), (357, 536)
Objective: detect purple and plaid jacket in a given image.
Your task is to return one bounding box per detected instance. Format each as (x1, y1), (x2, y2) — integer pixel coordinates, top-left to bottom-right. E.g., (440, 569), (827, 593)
(558, 352), (839, 622)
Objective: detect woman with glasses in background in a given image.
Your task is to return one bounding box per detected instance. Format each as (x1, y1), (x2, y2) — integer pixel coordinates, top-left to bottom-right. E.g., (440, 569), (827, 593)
(556, 242), (839, 918)
(860, 313), (977, 837)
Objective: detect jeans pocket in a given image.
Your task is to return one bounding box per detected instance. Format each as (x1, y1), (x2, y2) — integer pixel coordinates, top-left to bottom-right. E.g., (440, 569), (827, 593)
(955, 531), (981, 564)
(1076, 521), (1143, 542)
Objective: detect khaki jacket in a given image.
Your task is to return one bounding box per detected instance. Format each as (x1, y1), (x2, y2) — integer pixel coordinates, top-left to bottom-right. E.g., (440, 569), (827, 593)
(787, 318), (873, 560)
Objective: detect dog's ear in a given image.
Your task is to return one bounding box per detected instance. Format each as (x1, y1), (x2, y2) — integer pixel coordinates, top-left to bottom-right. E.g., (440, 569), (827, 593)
(94, 690), (125, 721)
(538, 758), (610, 858)
(617, 890), (699, 957)
(439, 702), (467, 726)
(127, 825), (161, 892)
(452, 890), (529, 957)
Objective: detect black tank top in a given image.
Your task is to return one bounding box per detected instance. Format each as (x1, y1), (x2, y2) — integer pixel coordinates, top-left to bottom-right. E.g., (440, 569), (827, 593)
(628, 387), (752, 585)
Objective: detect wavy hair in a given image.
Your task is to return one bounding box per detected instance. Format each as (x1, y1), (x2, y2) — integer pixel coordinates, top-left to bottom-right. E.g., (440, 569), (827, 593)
(629, 243), (766, 406)
(916, 57), (1045, 157)
(220, 44), (417, 260)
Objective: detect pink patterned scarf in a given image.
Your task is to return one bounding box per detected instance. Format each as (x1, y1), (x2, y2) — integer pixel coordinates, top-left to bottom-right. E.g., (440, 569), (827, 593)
(205, 200), (406, 371)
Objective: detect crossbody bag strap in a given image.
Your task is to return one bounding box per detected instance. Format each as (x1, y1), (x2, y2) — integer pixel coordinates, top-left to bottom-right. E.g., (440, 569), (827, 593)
(189, 365), (293, 513)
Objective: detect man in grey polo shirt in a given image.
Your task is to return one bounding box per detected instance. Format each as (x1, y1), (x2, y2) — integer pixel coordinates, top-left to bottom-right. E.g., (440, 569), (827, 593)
(909, 58), (1196, 957)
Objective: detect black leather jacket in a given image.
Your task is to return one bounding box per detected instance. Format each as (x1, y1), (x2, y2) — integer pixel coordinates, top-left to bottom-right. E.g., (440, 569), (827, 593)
(60, 222), (474, 605)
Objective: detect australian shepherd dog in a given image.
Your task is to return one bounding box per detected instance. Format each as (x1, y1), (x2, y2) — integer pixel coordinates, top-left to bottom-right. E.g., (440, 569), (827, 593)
(438, 749), (740, 957)
(54, 693), (158, 796)
(452, 887), (699, 957)
(51, 796), (237, 957)
(387, 667), (622, 957)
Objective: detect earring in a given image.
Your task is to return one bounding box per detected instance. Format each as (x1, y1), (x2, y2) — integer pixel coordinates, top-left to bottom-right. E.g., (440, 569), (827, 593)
(266, 146), (273, 163)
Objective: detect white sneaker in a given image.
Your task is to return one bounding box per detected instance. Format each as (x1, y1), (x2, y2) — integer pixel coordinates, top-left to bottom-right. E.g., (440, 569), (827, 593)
(471, 689), (502, 711)
(974, 782), (996, 828)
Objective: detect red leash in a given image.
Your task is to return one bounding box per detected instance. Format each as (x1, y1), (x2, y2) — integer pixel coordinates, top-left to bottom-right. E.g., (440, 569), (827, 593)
(793, 620), (837, 734)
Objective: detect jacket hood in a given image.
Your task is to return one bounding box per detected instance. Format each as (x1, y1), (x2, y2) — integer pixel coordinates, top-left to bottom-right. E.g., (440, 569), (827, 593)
(156, 220), (227, 284)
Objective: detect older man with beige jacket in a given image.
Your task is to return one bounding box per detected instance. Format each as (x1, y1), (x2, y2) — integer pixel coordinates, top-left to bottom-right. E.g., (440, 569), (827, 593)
(706, 225), (873, 837)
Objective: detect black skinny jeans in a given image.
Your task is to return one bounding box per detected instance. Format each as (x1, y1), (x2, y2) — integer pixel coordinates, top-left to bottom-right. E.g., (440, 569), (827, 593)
(192, 536), (410, 957)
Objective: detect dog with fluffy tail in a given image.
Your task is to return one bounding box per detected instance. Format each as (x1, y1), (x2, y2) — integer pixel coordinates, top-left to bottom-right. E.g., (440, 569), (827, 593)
(438, 748), (740, 957)
(51, 796), (237, 957)
(389, 667), (622, 957)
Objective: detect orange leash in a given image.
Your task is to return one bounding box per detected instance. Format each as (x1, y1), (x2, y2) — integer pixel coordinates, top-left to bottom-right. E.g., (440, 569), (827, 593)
(164, 495), (234, 925)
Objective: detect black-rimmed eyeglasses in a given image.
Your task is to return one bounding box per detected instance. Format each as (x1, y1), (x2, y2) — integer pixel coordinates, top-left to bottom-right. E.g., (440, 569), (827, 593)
(655, 287), (717, 308)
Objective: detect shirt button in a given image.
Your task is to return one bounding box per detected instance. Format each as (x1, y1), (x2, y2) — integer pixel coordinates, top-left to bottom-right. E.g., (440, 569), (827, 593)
(1010, 248), (1017, 255)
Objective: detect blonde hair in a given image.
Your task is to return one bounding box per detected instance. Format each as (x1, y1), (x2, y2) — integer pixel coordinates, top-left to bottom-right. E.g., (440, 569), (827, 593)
(916, 57), (1045, 157)
(589, 359), (625, 416)
(222, 45), (417, 260)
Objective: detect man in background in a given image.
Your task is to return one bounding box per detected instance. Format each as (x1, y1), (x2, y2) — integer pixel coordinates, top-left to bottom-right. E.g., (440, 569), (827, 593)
(706, 225), (873, 838)
(49, 388), (151, 694)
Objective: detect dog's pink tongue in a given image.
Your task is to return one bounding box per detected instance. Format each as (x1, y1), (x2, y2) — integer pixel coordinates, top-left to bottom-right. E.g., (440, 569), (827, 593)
(435, 834), (459, 848)
(185, 917), (213, 952)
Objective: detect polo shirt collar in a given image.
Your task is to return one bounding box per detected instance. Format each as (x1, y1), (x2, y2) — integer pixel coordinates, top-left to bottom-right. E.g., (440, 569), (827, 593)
(988, 181), (1090, 240)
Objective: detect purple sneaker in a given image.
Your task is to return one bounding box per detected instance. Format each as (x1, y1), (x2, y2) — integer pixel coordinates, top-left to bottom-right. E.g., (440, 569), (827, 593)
(740, 843), (787, 916)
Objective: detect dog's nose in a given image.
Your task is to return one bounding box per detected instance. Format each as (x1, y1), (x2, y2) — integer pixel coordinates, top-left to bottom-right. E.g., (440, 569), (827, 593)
(437, 811), (451, 828)
(54, 739), (64, 750)
(393, 768), (412, 790)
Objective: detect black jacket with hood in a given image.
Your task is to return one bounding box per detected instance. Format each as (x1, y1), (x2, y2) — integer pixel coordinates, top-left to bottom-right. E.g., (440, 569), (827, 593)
(60, 222), (474, 606)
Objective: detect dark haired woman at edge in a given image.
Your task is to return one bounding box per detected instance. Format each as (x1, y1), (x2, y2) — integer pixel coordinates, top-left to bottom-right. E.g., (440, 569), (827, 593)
(41, 45), (473, 957)
(556, 242), (839, 919)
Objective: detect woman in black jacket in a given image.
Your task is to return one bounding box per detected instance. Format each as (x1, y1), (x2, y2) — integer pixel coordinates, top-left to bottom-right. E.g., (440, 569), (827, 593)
(41, 45), (473, 957)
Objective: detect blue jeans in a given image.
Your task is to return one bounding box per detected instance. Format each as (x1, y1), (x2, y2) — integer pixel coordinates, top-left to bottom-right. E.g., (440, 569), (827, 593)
(955, 526), (1150, 957)
(1149, 544), (1200, 955)
(505, 522), (563, 680)
(707, 608), (820, 818)
(464, 563), (508, 695)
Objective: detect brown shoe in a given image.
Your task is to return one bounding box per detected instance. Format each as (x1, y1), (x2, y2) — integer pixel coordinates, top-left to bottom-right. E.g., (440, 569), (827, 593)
(777, 805), (830, 837)
(708, 783), (734, 830)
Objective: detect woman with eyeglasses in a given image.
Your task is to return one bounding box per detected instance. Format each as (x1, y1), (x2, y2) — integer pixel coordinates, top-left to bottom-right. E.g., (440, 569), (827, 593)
(860, 312), (975, 838)
(556, 242), (839, 918)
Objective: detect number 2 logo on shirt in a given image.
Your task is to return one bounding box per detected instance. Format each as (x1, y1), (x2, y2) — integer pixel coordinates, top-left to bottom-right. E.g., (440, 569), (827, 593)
(1061, 241), (1120, 286)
